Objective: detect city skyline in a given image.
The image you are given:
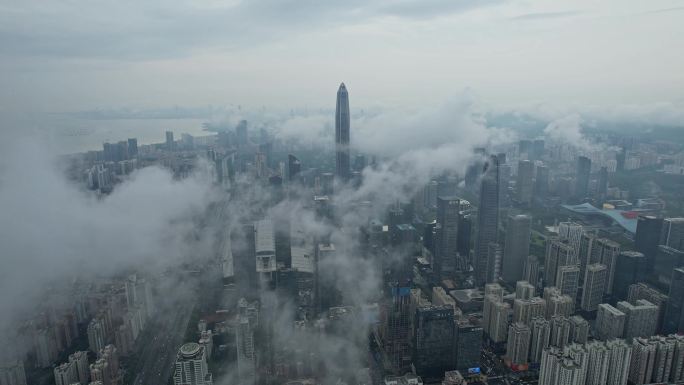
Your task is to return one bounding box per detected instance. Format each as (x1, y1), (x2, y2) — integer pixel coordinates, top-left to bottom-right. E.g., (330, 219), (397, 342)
(1, 2), (684, 385)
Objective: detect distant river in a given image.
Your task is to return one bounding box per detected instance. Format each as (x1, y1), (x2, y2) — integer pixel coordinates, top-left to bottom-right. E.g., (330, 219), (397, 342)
(47, 117), (211, 154)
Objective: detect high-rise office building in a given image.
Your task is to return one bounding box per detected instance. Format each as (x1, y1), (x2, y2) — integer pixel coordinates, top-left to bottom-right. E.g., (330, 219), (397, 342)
(173, 343), (213, 385)
(581, 263), (607, 312)
(574, 156), (591, 200)
(532, 139), (545, 161)
(635, 215), (664, 271)
(436, 196), (462, 277)
(335, 83), (350, 181)
(412, 306), (455, 378)
(486, 242), (502, 284)
(534, 164), (549, 201)
(454, 320), (482, 371)
(518, 140), (532, 158)
(236, 300), (256, 385)
(499, 163), (511, 207)
(474, 155), (500, 286)
(663, 267), (684, 334)
(381, 283), (413, 375)
(165, 131), (175, 151)
(287, 154), (301, 182)
(127, 138), (138, 157)
(457, 200), (473, 260)
(506, 322), (531, 366)
(617, 300), (658, 340)
(502, 215), (531, 284)
(597, 166), (608, 197)
(523, 255), (540, 287)
(516, 160), (535, 206)
(529, 317), (551, 363)
(596, 303), (626, 340)
(613, 251), (647, 301)
(661, 218), (684, 251)
(654, 245), (684, 289)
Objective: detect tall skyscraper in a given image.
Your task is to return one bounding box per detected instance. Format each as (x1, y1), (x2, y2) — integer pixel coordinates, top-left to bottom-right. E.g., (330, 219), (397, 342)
(613, 251), (647, 301)
(569, 315), (589, 344)
(635, 215), (663, 271)
(436, 196), (462, 276)
(654, 245), (684, 289)
(502, 215), (531, 284)
(490, 301), (511, 343)
(413, 305), (455, 378)
(127, 138), (138, 157)
(165, 130), (175, 151)
(173, 343), (213, 385)
(516, 160), (535, 206)
(534, 164), (549, 201)
(663, 267), (684, 334)
(582, 341), (631, 385)
(574, 155), (591, 200)
(556, 265), (580, 301)
(475, 155), (500, 286)
(592, 238), (621, 295)
(529, 317), (551, 363)
(660, 218), (684, 251)
(549, 316), (572, 348)
(544, 239), (573, 286)
(597, 166), (608, 197)
(454, 320), (483, 371)
(581, 263), (607, 312)
(287, 154), (301, 182)
(236, 299), (256, 385)
(628, 283), (668, 333)
(335, 83), (350, 181)
(539, 345), (588, 385)
(506, 322), (531, 366)
(523, 255), (540, 287)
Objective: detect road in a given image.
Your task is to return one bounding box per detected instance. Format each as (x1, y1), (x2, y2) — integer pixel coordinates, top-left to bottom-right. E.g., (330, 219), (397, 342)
(132, 301), (195, 385)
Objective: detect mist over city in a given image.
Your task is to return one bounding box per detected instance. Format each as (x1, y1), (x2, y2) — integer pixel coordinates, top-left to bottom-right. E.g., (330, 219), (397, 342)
(1, 1), (684, 385)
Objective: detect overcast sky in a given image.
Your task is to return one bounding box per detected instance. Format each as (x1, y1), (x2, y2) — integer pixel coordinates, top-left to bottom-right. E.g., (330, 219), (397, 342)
(1, 0), (683, 115)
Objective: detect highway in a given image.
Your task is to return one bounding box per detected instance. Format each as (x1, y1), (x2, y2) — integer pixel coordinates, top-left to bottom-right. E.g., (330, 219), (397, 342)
(132, 301), (195, 385)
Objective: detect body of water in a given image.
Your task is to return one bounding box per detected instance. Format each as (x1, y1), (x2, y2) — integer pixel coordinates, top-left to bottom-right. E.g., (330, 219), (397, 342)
(47, 117), (211, 154)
